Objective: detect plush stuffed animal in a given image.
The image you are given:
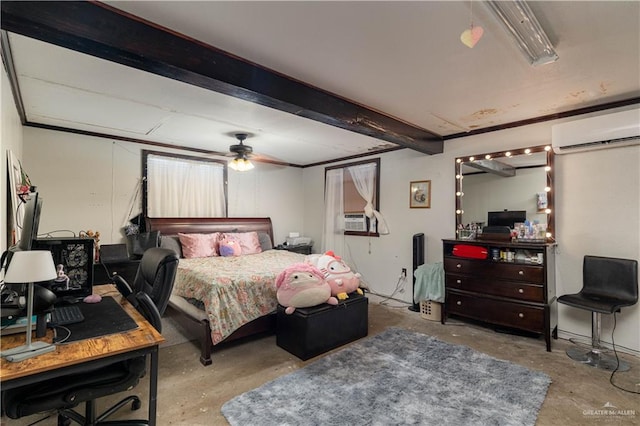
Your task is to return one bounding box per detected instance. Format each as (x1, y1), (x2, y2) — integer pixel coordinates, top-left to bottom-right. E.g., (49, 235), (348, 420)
(275, 263), (338, 314)
(307, 251), (362, 301)
(219, 235), (242, 257)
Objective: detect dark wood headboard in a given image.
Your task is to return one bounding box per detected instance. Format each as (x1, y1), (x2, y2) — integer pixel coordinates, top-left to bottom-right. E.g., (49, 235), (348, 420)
(146, 217), (274, 244)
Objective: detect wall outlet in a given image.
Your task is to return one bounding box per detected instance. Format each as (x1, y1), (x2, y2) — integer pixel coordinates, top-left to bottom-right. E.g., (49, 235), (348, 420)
(401, 268), (407, 278)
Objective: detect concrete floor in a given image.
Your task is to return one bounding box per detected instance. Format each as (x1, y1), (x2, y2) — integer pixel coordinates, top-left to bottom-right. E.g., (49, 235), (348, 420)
(3, 298), (639, 425)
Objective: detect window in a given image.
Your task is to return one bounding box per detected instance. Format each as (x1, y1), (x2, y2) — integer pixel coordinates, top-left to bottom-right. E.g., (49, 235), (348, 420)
(142, 150), (227, 218)
(324, 158), (388, 242)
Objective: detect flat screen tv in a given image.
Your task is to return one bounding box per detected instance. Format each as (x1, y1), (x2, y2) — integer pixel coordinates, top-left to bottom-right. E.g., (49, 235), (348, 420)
(487, 210), (526, 229)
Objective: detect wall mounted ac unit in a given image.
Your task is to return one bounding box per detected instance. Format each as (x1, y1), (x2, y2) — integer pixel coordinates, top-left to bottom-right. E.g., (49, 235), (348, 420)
(551, 108), (640, 154)
(344, 213), (367, 232)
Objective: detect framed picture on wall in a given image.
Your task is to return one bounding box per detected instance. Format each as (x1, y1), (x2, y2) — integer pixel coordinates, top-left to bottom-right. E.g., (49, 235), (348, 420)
(410, 180), (431, 209)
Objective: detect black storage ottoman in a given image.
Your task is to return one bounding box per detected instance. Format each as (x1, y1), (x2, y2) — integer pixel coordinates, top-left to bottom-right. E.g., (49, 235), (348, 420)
(276, 293), (368, 360)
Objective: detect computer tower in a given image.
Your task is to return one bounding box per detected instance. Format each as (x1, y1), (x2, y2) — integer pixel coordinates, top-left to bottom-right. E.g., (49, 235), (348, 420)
(33, 237), (94, 300)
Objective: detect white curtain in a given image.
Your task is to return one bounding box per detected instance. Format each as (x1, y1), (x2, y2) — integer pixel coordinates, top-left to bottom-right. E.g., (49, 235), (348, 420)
(322, 168), (345, 252)
(147, 154), (226, 217)
(348, 163), (389, 234)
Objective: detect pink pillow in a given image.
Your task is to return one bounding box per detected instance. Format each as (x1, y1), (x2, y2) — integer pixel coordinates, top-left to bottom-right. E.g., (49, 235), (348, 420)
(225, 232), (262, 255)
(178, 233), (219, 258)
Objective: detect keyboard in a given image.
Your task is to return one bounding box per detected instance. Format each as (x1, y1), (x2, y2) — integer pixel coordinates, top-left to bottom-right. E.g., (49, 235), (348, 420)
(49, 305), (85, 326)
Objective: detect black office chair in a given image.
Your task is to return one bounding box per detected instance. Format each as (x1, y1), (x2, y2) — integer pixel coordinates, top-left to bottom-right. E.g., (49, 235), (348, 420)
(120, 247), (178, 316)
(557, 255), (638, 371)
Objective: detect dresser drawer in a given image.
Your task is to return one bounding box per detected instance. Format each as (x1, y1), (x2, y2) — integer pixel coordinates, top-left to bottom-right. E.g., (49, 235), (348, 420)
(446, 291), (545, 333)
(444, 257), (544, 283)
(446, 274), (544, 302)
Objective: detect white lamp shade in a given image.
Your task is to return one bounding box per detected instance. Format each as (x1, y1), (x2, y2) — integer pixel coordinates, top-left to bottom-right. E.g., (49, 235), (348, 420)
(4, 250), (57, 284)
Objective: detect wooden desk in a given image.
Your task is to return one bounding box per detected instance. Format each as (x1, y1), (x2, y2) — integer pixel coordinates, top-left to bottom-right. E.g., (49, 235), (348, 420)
(0, 284), (165, 425)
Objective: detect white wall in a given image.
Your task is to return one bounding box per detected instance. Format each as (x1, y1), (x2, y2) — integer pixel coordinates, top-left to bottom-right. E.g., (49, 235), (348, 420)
(21, 128), (304, 247)
(556, 145), (640, 352)
(1, 67), (24, 253)
(303, 148), (451, 297)
(303, 112), (640, 353)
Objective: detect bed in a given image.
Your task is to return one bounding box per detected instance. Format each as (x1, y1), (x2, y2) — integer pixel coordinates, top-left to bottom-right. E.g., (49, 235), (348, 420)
(147, 217), (307, 366)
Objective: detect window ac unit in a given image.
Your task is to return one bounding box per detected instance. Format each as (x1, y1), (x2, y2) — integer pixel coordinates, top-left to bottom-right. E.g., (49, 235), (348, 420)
(551, 108), (640, 154)
(344, 213), (367, 232)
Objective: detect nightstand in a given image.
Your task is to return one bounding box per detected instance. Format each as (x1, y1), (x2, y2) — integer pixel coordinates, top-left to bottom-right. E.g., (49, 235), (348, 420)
(276, 244), (313, 255)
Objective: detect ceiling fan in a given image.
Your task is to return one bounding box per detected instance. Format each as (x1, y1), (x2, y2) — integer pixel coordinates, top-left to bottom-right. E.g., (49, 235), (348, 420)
(227, 133), (254, 171)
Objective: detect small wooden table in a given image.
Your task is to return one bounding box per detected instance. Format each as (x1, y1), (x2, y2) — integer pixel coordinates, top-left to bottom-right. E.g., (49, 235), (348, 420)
(0, 284), (165, 424)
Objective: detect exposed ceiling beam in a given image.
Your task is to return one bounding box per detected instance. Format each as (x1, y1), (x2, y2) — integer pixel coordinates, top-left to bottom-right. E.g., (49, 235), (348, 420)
(0, 0), (443, 155)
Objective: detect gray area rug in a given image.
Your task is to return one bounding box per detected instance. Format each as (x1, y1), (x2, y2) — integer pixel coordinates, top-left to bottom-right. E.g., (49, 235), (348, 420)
(221, 327), (551, 426)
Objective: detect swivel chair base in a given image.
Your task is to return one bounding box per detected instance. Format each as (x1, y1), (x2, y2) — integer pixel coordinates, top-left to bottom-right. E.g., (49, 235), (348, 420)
(58, 395), (147, 426)
(566, 346), (630, 372)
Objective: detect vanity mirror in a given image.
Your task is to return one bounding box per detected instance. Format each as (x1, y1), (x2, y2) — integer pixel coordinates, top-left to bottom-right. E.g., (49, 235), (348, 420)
(455, 145), (555, 241)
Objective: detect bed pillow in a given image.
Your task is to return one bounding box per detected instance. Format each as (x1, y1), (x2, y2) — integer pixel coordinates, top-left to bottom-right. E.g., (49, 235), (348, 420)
(178, 232), (219, 258)
(160, 235), (183, 258)
(257, 232), (273, 251)
(225, 232), (262, 255)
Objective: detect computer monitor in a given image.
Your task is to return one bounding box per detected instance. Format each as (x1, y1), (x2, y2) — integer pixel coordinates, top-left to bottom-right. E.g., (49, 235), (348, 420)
(18, 192), (42, 251)
(1, 193), (42, 282)
(487, 210), (526, 229)
(1, 193), (49, 319)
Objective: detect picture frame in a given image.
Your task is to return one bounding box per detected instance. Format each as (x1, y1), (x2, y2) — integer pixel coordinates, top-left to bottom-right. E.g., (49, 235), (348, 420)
(410, 180), (431, 208)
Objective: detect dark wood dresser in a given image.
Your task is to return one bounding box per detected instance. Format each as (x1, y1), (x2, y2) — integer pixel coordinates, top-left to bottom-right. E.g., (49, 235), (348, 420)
(442, 239), (557, 351)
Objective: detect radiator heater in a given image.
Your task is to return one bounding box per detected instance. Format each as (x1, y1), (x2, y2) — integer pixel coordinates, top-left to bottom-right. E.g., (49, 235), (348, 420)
(409, 233), (425, 312)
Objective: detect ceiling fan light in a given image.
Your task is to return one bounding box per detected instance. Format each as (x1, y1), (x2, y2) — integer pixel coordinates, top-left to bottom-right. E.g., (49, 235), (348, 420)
(485, 0), (558, 66)
(229, 157), (254, 172)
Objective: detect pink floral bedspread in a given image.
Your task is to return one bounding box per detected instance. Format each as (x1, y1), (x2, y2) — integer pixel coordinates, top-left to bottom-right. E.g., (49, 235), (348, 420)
(172, 250), (306, 344)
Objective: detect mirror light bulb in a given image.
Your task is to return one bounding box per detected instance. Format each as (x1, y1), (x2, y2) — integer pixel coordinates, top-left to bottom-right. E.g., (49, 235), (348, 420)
(545, 166), (551, 172)
(544, 146), (551, 151)
(545, 208), (551, 214)
(524, 148), (531, 154)
(455, 174), (461, 179)
(485, 154), (491, 160)
(546, 232), (552, 238)
(456, 192), (461, 196)
(505, 152), (512, 157)
(545, 186), (551, 192)
(456, 158), (462, 163)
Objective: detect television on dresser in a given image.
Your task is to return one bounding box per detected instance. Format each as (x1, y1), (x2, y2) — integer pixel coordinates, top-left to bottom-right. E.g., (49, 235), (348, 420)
(487, 210), (526, 229)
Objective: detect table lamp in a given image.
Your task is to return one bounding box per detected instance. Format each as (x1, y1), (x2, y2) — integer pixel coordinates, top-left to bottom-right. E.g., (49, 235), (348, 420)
(1, 250), (57, 362)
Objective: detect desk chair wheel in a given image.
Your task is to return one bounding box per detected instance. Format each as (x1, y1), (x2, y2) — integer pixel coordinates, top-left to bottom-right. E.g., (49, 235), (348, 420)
(57, 415), (72, 426)
(131, 397), (142, 411)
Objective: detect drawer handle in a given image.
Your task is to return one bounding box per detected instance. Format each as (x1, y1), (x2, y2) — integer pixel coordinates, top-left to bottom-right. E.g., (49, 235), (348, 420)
(456, 279), (462, 284)
(456, 264), (462, 269)
(518, 288), (524, 294)
(456, 301), (462, 306)
(518, 313), (524, 318)
(518, 270), (524, 275)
